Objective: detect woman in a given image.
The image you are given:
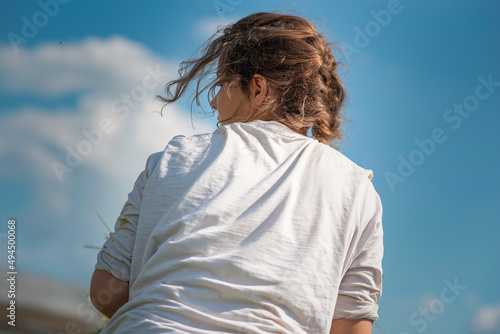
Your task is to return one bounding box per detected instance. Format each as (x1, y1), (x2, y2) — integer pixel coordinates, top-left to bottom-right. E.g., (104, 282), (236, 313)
(90, 10), (384, 334)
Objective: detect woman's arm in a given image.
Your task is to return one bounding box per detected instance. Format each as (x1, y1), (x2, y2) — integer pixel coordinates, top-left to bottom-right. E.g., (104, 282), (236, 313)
(332, 183), (383, 332)
(330, 318), (373, 334)
(90, 269), (129, 319)
(94, 152), (162, 286)
(91, 152), (162, 319)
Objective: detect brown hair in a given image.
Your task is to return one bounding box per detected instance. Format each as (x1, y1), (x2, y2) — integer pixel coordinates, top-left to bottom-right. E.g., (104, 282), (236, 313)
(157, 10), (347, 146)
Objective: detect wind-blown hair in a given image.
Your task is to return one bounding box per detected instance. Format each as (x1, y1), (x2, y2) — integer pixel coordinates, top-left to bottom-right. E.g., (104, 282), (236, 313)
(157, 10), (347, 146)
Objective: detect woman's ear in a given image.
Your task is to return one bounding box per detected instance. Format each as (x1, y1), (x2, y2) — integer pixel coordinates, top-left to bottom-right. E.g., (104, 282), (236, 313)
(249, 74), (268, 106)
(246, 74), (275, 122)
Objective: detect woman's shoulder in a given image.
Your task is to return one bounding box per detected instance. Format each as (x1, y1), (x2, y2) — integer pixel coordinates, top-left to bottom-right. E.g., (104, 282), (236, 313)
(146, 131), (222, 172)
(312, 142), (374, 183)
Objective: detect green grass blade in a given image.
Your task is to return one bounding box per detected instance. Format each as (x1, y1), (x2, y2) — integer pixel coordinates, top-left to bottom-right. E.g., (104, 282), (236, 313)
(374, 322), (388, 334)
(84, 245), (102, 250)
(87, 198), (112, 233)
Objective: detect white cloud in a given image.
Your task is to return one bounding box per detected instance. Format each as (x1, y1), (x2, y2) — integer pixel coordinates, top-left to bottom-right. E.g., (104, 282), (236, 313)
(0, 36), (177, 97)
(471, 303), (500, 333)
(0, 36), (215, 185)
(0, 36), (216, 285)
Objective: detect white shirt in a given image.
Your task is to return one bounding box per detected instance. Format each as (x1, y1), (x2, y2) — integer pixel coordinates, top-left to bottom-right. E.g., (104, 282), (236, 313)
(95, 119), (384, 333)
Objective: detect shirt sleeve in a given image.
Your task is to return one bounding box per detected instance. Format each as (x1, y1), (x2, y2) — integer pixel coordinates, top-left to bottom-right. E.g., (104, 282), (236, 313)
(94, 152), (160, 282)
(333, 184), (384, 322)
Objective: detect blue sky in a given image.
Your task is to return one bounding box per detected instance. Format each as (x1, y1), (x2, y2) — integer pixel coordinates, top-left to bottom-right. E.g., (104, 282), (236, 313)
(1, 0), (499, 333)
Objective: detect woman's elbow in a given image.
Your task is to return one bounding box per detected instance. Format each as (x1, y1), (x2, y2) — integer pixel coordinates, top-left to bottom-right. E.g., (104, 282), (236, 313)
(330, 318), (374, 334)
(90, 269), (130, 319)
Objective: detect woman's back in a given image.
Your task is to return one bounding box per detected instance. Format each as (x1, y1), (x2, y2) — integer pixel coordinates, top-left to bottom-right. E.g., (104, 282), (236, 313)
(95, 120), (383, 333)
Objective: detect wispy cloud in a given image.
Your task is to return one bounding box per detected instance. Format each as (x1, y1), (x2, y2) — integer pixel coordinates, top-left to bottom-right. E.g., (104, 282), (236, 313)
(470, 302), (500, 333)
(191, 16), (238, 41)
